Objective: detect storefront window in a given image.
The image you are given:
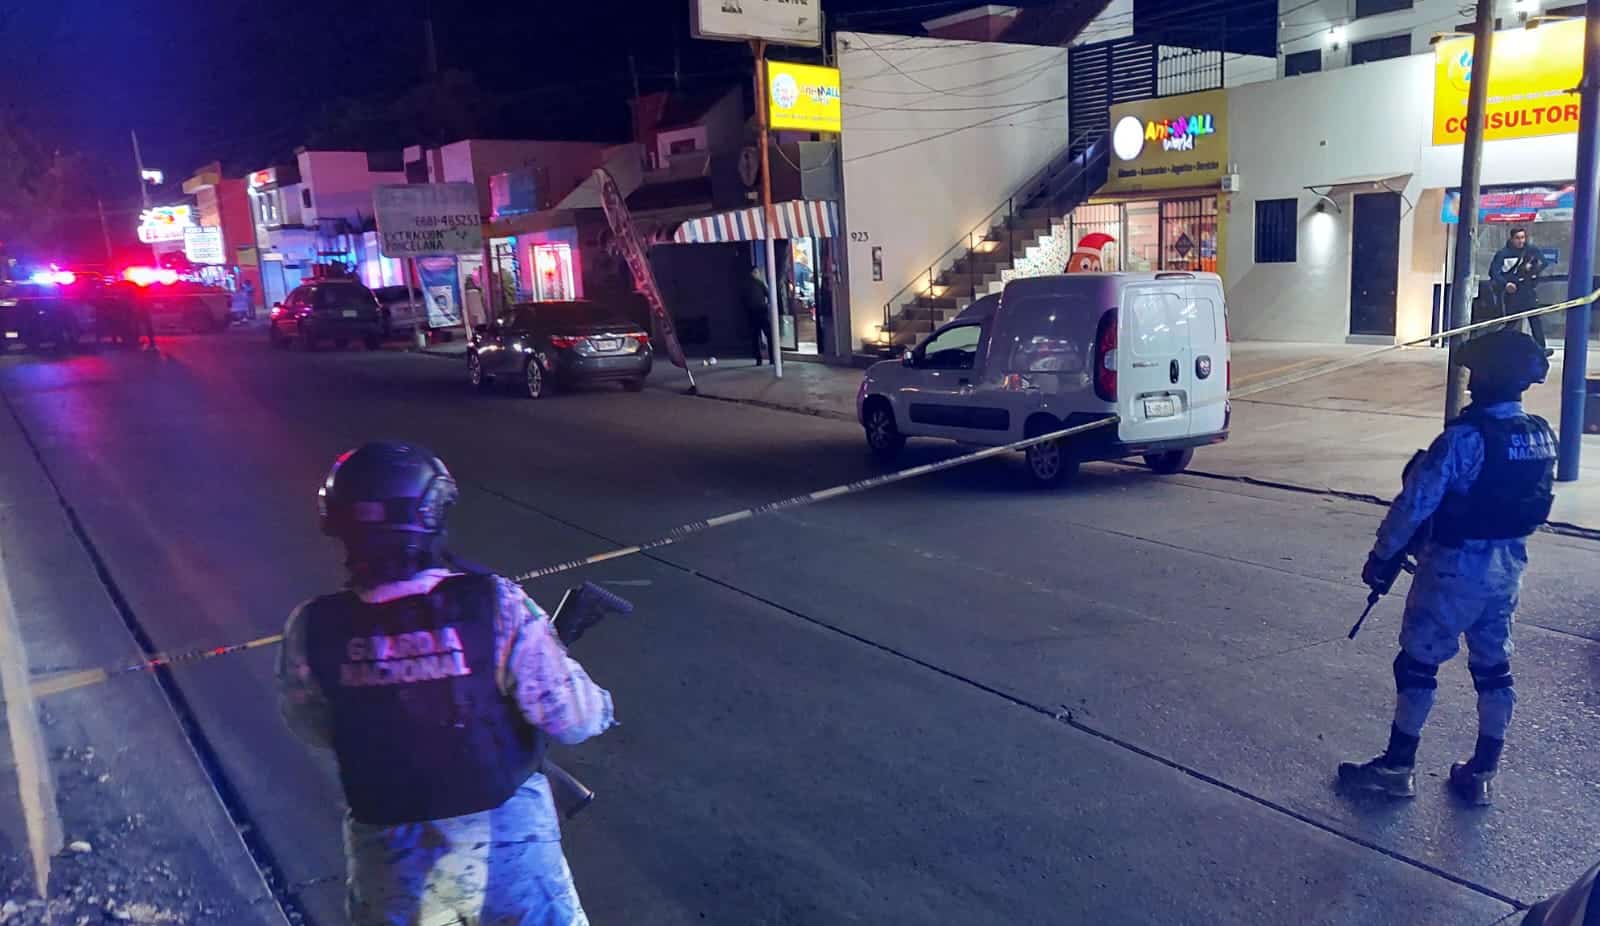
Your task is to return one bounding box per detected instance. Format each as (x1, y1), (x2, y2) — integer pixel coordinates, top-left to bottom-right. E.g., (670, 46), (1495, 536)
(533, 244), (576, 301)
(491, 238), (520, 312)
(1160, 197), (1219, 273)
(1125, 202), (1161, 271)
(1067, 203), (1123, 272)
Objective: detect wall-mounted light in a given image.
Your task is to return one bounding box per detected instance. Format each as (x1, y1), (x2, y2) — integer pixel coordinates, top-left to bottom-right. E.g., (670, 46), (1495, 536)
(1327, 26), (1346, 49)
(1429, 30), (1469, 45)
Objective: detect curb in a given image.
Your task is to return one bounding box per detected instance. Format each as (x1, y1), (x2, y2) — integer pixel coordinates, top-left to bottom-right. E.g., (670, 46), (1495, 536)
(664, 384), (1600, 541)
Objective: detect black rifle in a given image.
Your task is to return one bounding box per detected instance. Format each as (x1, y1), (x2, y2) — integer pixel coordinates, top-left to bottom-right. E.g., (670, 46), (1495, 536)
(1349, 450), (1427, 639)
(542, 582), (633, 818)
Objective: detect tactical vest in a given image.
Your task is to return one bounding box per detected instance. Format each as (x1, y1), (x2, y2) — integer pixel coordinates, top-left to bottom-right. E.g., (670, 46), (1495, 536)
(303, 574), (544, 825)
(1431, 408), (1556, 546)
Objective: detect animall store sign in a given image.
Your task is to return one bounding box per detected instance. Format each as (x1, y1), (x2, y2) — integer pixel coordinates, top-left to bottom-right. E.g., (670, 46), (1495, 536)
(1104, 89), (1227, 194)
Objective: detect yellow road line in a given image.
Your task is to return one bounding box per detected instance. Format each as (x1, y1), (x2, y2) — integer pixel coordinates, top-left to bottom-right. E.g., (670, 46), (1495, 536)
(0, 532), (64, 896)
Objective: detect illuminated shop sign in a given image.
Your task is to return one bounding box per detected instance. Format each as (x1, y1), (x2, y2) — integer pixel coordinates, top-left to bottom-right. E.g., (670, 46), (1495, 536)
(1105, 89), (1228, 194)
(137, 205), (196, 243)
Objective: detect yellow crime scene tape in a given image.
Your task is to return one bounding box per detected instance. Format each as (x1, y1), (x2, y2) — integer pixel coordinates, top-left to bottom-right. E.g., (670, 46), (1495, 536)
(28, 289), (1600, 698)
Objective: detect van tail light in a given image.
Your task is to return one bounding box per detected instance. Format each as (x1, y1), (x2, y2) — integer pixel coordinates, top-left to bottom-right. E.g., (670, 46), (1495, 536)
(1093, 307), (1118, 402)
(1224, 311), (1232, 391)
(548, 335), (581, 349)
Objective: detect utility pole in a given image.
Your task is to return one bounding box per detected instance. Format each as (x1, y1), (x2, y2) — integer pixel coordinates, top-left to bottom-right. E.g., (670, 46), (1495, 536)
(751, 39), (783, 378)
(1443, 0), (1496, 421)
(423, 18), (439, 76)
(96, 199), (114, 264)
(1558, 0), (1600, 481)
(130, 130), (151, 209)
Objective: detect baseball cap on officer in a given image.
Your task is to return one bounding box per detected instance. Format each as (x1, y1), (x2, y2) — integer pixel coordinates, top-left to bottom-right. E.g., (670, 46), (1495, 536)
(1460, 328), (1549, 401)
(318, 441), (458, 539)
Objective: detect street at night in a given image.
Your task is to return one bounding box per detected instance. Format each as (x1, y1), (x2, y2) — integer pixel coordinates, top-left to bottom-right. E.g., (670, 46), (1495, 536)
(1, 330), (1596, 923)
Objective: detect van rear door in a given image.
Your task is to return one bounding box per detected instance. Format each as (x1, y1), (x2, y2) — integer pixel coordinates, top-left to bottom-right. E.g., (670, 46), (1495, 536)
(1185, 282), (1229, 438)
(1118, 283), (1191, 444)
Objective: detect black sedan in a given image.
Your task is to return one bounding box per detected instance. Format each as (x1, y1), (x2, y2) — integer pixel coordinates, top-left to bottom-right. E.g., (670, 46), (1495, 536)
(269, 279), (384, 350)
(468, 300), (652, 398)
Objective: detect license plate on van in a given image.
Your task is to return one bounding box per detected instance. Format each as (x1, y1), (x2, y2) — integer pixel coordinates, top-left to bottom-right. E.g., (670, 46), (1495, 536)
(1143, 397), (1178, 419)
(342, 310), (359, 318)
(3, 332), (17, 339)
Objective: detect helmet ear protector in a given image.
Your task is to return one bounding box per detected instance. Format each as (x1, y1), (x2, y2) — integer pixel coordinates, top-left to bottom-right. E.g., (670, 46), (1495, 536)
(317, 446), (459, 538)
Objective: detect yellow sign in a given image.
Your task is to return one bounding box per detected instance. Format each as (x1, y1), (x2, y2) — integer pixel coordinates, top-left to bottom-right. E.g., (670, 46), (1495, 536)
(766, 61), (841, 133)
(1432, 19), (1584, 146)
(1104, 89), (1227, 194)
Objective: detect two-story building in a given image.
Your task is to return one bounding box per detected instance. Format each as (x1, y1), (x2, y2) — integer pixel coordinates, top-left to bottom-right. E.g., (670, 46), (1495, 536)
(245, 149), (405, 308)
(182, 162), (261, 312)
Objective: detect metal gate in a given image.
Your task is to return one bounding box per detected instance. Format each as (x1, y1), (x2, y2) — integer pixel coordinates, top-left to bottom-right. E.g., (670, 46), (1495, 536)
(1067, 39), (1158, 156)
(1159, 197), (1218, 273)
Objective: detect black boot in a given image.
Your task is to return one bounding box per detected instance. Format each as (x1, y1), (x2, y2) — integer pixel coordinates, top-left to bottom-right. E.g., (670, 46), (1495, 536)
(1449, 735), (1502, 806)
(1338, 725), (1419, 798)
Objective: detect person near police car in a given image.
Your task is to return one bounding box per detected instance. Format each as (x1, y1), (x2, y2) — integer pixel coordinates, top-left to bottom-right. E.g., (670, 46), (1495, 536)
(1339, 328), (1556, 806)
(277, 441), (614, 925)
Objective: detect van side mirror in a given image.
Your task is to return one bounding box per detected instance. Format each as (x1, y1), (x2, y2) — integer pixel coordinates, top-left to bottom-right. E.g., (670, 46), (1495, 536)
(901, 348), (915, 367)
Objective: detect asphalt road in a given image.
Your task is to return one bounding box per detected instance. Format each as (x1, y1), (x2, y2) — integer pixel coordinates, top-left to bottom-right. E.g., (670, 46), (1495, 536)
(1, 329), (1596, 924)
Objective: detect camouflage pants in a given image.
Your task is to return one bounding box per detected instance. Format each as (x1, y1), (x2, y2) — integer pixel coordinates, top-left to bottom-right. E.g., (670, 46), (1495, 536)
(1393, 539), (1526, 740)
(345, 778), (588, 926)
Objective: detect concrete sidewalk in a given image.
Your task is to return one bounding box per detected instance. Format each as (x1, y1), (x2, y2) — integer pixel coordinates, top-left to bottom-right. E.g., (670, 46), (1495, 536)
(646, 344), (1600, 532)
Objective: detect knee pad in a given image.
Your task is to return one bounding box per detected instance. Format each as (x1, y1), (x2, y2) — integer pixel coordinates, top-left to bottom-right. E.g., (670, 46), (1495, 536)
(1393, 651), (1440, 692)
(1471, 662), (1514, 693)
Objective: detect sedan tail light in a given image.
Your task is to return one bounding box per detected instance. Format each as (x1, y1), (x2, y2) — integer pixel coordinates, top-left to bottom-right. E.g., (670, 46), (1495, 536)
(1093, 307), (1118, 402)
(629, 332), (650, 346)
(548, 335), (581, 349)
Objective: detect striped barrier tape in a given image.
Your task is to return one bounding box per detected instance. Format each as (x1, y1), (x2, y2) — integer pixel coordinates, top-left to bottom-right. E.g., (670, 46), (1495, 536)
(27, 289), (1600, 697)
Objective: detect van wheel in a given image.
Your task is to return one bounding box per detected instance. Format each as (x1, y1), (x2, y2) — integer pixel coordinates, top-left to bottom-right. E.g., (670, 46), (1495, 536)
(1145, 449), (1194, 475)
(1025, 438), (1080, 487)
(863, 402), (905, 461)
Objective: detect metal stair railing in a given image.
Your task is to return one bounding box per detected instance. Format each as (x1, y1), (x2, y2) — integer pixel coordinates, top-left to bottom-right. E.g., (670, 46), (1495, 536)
(874, 130), (1109, 350)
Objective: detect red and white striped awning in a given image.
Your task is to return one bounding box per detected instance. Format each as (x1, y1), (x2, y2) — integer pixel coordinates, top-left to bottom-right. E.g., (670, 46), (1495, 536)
(673, 200), (839, 244)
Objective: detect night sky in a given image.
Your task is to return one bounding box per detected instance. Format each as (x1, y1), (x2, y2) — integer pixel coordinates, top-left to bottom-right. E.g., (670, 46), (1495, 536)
(2, 1), (994, 199)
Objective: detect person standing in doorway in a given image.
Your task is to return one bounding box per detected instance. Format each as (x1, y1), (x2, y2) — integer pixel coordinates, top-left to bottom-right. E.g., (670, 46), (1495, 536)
(1489, 227), (1552, 356)
(815, 253), (835, 358)
(745, 266), (771, 365)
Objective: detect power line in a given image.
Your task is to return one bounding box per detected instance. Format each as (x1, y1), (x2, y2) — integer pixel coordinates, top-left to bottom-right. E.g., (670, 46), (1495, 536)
(854, 34), (1066, 99)
(843, 97), (1064, 163)
(846, 95), (1069, 113)
(845, 50), (1066, 98)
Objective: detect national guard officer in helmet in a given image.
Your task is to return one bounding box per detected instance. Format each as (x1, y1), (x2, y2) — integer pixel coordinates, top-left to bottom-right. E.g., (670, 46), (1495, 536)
(277, 441), (613, 924)
(1339, 329), (1556, 806)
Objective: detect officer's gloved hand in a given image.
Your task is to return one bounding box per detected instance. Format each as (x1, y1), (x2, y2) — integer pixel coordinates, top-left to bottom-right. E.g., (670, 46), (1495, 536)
(1361, 552), (1405, 595)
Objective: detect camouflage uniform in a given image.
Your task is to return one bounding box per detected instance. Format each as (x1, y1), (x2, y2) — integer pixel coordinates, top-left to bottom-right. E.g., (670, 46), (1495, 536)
(280, 569), (614, 925)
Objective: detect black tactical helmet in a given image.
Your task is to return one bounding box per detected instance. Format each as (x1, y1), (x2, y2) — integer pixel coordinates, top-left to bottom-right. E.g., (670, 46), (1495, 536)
(1461, 328), (1550, 398)
(318, 442), (458, 539)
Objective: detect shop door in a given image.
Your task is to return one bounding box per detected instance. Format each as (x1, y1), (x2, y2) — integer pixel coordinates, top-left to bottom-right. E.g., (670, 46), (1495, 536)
(1349, 192), (1401, 337)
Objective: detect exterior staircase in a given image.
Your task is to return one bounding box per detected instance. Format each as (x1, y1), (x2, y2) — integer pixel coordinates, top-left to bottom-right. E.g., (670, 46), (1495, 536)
(873, 132), (1110, 351)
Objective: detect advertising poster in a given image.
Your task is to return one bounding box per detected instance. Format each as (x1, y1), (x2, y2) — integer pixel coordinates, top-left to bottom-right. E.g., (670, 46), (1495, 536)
(595, 168), (690, 369)
(1105, 89), (1227, 194)
(416, 257), (463, 328)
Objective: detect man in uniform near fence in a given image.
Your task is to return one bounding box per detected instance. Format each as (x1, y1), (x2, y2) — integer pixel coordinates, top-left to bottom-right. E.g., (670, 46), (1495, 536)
(278, 441), (614, 924)
(1338, 328), (1556, 806)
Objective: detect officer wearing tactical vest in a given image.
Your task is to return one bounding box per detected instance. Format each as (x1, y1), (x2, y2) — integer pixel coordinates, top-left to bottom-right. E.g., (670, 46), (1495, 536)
(1339, 329), (1556, 806)
(278, 442), (613, 925)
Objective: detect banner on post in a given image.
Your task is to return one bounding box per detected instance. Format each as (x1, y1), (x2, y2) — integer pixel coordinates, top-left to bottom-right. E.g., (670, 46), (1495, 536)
(416, 257), (464, 328)
(373, 183), (483, 257)
(691, 0), (822, 47)
(595, 168), (690, 370)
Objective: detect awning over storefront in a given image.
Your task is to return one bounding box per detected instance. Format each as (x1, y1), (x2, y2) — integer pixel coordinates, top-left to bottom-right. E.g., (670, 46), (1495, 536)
(673, 200), (839, 244)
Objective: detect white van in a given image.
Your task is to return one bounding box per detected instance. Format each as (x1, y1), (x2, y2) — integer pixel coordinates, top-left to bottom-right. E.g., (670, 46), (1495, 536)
(856, 272), (1230, 485)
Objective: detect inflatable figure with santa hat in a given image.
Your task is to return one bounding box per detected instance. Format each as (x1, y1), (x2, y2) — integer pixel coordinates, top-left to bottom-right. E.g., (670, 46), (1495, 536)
(1064, 232), (1115, 273)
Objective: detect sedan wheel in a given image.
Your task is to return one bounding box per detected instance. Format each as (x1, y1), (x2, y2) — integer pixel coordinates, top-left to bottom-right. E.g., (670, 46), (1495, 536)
(523, 357), (545, 399)
(1025, 438), (1080, 487)
(468, 354), (492, 391)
